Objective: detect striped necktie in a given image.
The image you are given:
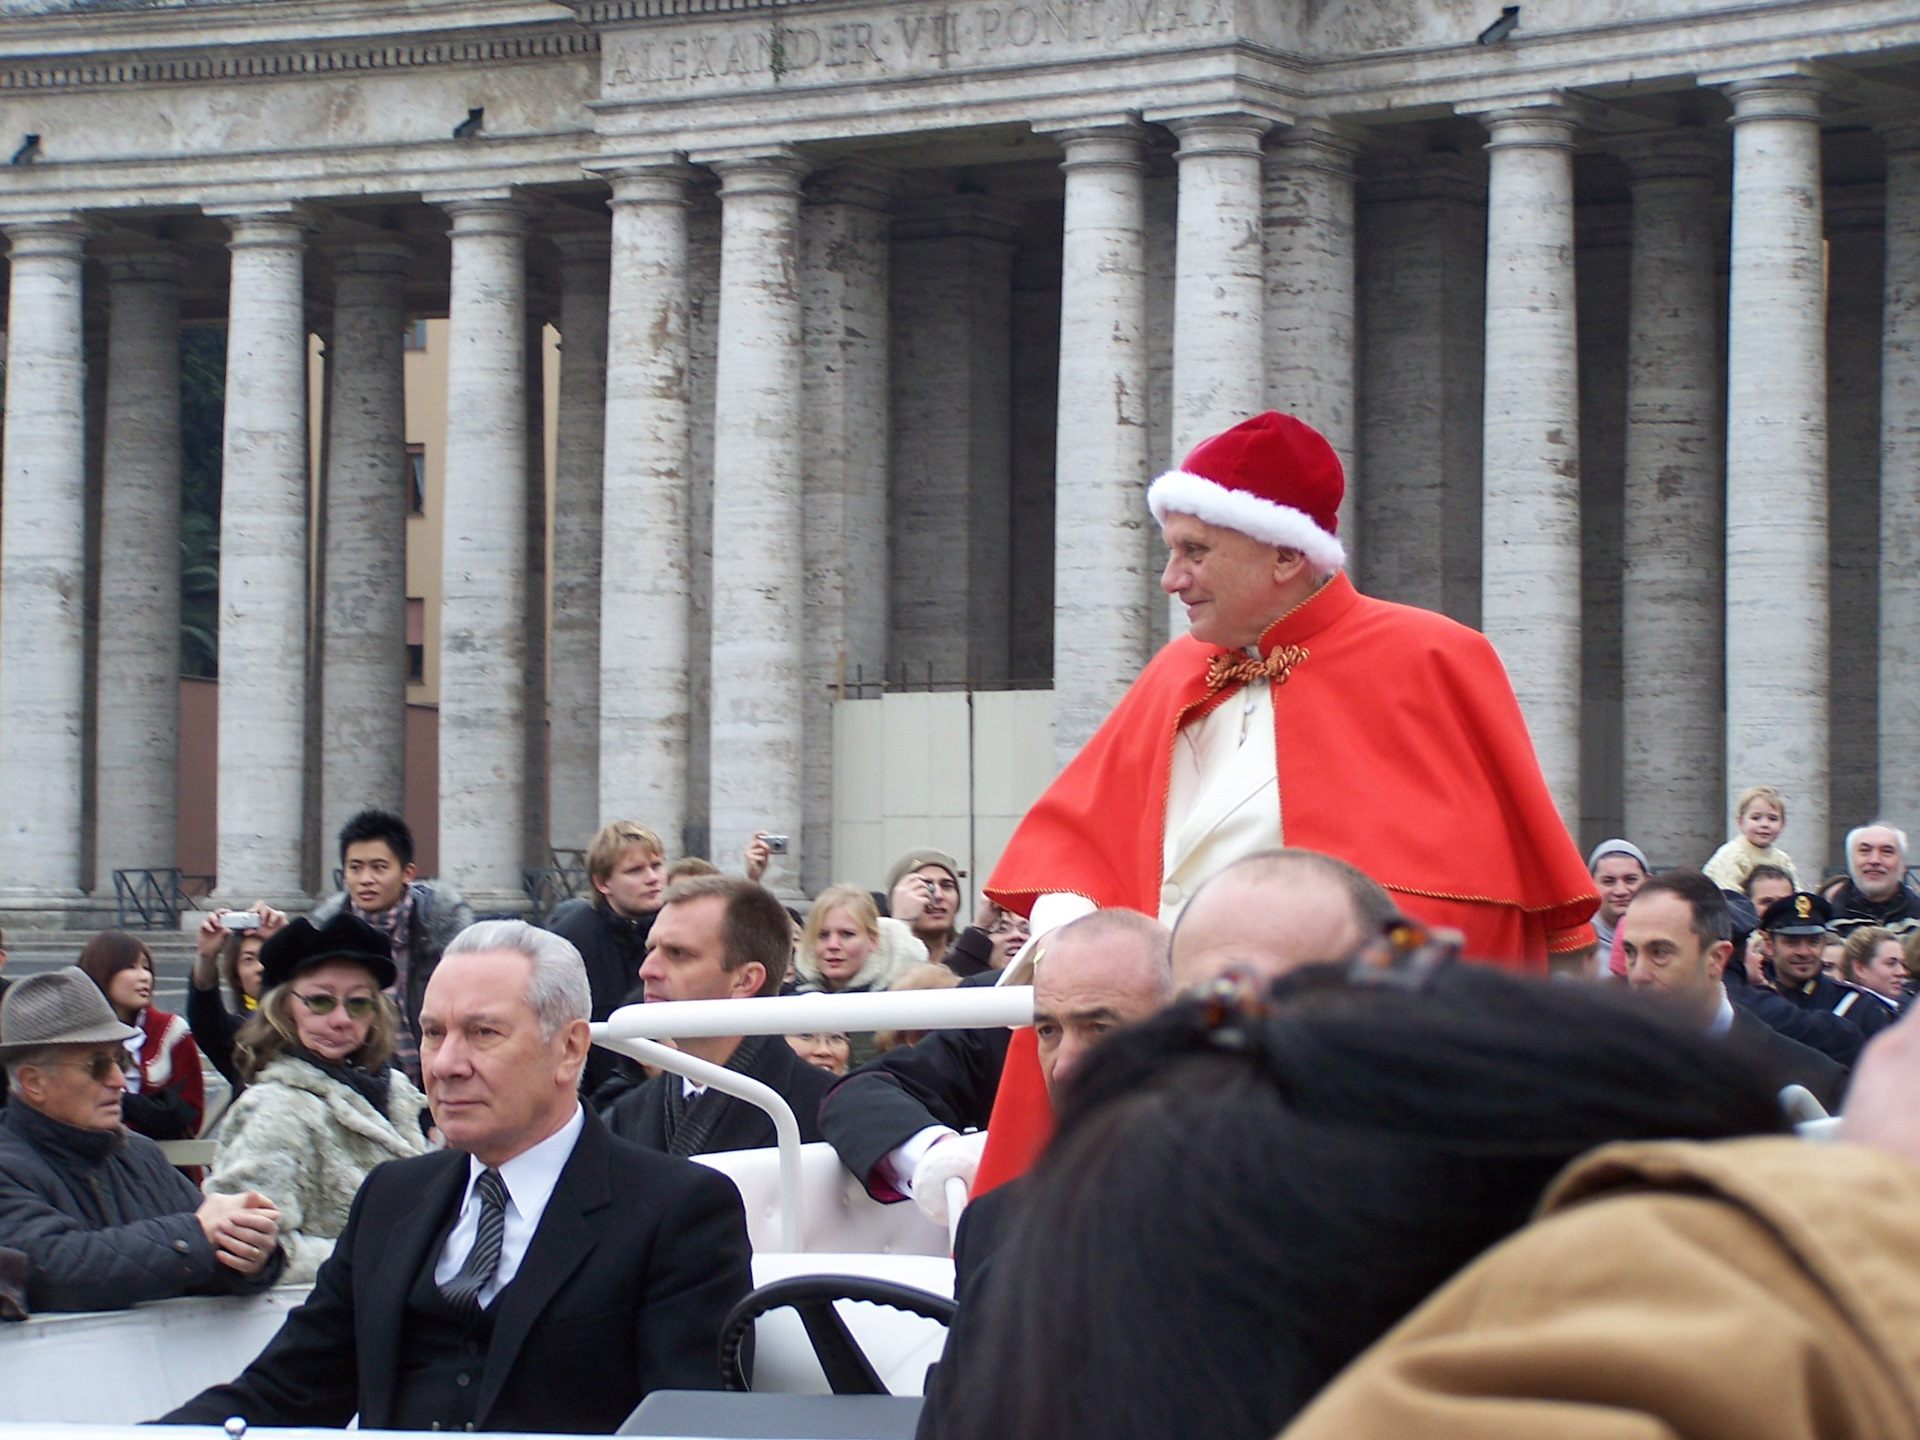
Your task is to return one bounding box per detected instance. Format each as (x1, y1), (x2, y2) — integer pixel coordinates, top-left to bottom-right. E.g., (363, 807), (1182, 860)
(441, 1168), (508, 1316)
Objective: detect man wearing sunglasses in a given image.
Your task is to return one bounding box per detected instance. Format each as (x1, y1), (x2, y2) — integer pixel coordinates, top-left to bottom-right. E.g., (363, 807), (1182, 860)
(0, 967), (285, 1316)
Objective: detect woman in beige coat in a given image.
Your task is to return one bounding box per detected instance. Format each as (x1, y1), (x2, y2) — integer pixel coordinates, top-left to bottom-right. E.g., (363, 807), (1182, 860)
(204, 914), (433, 1284)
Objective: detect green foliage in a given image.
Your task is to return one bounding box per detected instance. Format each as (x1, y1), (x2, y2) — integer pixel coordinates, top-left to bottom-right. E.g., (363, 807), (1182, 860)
(179, 327), (225, 678)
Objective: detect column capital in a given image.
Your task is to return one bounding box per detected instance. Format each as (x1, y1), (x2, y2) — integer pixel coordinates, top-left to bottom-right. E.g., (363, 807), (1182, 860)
(1157, 110), (1277, 158)
(1265, 117), (1362, 177)
(697, 148), (809, 197)
(607, 164), (696, 209)
(1356, 151), (1487, 206)
(1825, 181), (1885, 233)
(892, 192), (1023, 246)
(1878, 117), (1920, 155)
(1711, 70), (1826, 124)
(548, 229), (612, 267)
(2, 216), (89, 259)
(326, 239), (412, 279)
(1612, 127), (1725, 184)
(1047, 124), (1149, 173)
(1467, 98), (1581, 149)
(433, 194), (529, 236)
(99, 245), (186, 286)
(804, 162), (898, 214)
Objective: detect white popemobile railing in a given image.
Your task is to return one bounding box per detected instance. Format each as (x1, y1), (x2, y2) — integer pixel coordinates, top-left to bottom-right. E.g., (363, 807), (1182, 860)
(593, 986), (1034, 1252)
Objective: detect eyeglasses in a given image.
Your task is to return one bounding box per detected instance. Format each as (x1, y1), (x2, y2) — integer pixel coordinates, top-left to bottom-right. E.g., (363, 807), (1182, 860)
(64, 1051), (135, 1084)
(987, 915), (1030, 937)
(292, 992), (379, 1018)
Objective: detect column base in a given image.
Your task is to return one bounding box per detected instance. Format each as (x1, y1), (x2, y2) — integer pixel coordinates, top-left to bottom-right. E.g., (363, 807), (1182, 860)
(0, 890), (118, 934)
(461, 888), (533, 918)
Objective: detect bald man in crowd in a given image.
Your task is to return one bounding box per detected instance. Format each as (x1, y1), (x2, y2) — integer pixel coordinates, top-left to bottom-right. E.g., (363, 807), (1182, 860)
(819, 910), (1170, 1210)
(1170, 848), (1400, 989)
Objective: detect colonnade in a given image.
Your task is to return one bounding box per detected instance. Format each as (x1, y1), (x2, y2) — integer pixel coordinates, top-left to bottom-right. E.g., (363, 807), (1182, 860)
(0, 71), (1911, 917)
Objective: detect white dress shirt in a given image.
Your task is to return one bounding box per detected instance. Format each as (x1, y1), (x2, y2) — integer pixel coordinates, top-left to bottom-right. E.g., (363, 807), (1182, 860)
(433, 1103), (584, 1308)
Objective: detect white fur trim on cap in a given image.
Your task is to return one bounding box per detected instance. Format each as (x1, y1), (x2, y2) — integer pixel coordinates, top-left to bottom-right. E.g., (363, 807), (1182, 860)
(1148, 470), (1346, 574)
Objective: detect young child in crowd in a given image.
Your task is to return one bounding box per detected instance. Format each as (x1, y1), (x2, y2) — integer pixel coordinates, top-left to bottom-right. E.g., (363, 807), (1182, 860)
(1703, 785), (1800, 892)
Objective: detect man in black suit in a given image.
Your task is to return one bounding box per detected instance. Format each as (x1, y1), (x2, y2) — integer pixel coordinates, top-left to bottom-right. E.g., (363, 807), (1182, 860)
(603, 874), (833, 1154)
(161, 920), (752, 1433)
(1621, 869), (1847, 1111)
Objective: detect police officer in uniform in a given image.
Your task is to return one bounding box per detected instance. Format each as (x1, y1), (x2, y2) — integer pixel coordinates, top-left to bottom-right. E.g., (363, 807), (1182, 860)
(1759, 892), (1897, 1043)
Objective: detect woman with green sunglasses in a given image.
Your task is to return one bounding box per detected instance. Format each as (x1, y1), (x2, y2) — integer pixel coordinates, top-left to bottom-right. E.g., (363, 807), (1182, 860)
(205, 914), (435, 1283)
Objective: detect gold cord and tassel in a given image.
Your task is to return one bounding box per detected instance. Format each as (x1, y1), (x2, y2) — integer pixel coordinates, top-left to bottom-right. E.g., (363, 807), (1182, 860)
(1205, 644), (1309, 694)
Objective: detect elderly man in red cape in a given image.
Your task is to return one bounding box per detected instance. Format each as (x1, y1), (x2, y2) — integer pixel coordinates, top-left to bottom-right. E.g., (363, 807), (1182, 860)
(939, 413), (1603, 1204)
(989, 410), (1598, 968)
(957, 412), (1600, 1199)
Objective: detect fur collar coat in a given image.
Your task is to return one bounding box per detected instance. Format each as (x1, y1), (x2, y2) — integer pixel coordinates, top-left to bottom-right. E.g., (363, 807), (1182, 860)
(205, 1054), (434, 1284)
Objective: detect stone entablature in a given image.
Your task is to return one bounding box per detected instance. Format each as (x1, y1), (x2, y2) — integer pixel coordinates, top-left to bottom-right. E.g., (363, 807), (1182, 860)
(0, 1), (1910, 217)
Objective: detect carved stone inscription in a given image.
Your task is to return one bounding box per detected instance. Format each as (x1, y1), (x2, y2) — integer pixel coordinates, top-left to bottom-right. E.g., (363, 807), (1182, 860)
(602, 0), (1233, 94)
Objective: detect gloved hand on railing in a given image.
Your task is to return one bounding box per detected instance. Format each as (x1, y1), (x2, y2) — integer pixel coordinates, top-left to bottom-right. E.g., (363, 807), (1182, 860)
(910, 1130), (988, 1226)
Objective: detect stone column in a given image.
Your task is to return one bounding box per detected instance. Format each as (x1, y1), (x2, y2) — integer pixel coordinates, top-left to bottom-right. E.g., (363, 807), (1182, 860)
(889, 193), (1020, 686)
(214, 211), (312, 902)
(1826, 184), (1884, 851)
(599, 165), (694, 851)
(1048, 124), (1152, 761)
(1166, 113), (1271, 458)
(319, 243), (410, 857)
(1355, 153), (1487, 622)
(1617, 132), (1724, 867)
(1720, 74), (1829, 867)
(1163, 112), (1270, 635)
(436, 196), (529, 911)
(548, 230), (609, 851)
(706, 151), (808, 892)
(0, 218), (90, 914)
(95, 248), (184, 882)
(1473, 102), (1583, 821)
(1882, 124), (1920, 831)
(1264, 120), (1360, 550)
(801, 166), (892, 892)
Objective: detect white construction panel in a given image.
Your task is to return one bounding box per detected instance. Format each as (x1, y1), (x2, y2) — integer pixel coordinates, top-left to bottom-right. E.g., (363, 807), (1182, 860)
(829, 688), (1055, 909)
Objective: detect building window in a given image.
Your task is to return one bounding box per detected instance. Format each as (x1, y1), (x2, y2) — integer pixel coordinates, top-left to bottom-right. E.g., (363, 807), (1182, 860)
(407, 444), (426, 516)
(406, 597), (426, 683)
(402, 319), (428, 351)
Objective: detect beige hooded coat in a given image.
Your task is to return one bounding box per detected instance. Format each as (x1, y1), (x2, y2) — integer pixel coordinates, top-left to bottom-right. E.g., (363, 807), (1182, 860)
(1283, 1137), (1920, 1440)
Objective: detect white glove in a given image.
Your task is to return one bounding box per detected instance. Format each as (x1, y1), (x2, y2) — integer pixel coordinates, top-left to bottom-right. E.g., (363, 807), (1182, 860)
(910, 1131), (989, 1226)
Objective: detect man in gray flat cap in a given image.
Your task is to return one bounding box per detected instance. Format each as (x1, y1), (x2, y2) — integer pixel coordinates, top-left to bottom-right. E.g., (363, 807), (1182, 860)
(0, 966), (284, 1315)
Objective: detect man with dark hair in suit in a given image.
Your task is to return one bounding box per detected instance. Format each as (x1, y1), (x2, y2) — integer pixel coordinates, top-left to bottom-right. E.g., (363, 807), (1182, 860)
(1621, 869), (1847, 1111)
(161, 920), (752, 1434)
(602, 875), (833, 1154)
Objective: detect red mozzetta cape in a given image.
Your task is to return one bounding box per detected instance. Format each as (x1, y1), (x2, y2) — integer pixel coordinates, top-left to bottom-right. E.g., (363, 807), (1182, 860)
(985, 572), (1598, 969)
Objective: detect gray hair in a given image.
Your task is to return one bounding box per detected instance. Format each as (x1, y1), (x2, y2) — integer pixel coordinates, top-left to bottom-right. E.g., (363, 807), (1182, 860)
(442, 920), (592, 1039)
(5, 1045), (69, 1087)
(1847, 822), (1911, 883)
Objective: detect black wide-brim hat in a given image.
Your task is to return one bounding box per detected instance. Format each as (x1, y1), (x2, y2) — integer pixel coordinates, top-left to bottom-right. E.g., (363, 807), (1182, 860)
(259, 913), (398, 994)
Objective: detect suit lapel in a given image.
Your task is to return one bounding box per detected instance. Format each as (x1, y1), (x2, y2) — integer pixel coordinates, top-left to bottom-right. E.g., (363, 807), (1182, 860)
(475, 1112), (614, 1423)
(359, 1151), (471, 1428)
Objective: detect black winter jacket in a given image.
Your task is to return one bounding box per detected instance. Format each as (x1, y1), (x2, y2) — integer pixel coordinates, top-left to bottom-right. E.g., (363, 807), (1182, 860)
(0, 1100), (283, 1313)
(546, 899), (656, 1096)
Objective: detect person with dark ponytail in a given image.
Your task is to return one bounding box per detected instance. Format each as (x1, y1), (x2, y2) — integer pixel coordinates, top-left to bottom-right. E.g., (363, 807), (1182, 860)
(920, 946), (1786, 1440)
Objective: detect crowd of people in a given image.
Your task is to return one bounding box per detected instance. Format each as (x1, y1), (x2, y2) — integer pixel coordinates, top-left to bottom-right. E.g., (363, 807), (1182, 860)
(4, 406), (1920, 1439)
(1, 798), (1913, 1436)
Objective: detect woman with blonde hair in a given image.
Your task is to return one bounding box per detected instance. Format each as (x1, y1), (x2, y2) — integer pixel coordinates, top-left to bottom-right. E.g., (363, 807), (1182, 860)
(1841, 926), (1907, 1015)
(205, 913), (432, 1283)
(792, 884), (927, 1066)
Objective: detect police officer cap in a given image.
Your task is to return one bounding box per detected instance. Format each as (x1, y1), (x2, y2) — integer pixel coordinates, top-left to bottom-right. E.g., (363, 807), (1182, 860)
(1757, 890), (1833, 936)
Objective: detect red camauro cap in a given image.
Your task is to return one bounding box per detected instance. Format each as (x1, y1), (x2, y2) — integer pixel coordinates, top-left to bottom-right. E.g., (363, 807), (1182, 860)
(1147, 411), (1346, 573)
